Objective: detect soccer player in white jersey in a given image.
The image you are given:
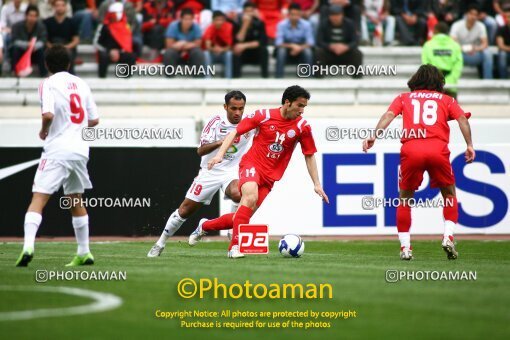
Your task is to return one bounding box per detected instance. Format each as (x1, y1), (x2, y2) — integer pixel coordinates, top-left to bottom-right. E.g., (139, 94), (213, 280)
(15, 45), (99, 267)
(147, 91), (253, 257)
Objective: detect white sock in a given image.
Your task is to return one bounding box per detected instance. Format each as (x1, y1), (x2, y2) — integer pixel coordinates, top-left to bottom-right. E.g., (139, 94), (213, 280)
(398, 232), (411, 249)
(23, 212), (42, 251)
(231, 202), (239, 213)
(444, 220), (455, 239)
(157, 210), (186, 247)
(72, 215), (90, 256)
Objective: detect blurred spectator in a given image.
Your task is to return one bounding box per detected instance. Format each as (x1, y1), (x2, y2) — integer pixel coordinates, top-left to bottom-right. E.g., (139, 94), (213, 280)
(174, 0), (211, 29)
(275, 3), (314, 78)
(99, 0), (142, 56)
(430, 0), (460, 27)
(361, 0), (395, 46)
(320, 1), (362, 34)
(233, 1), (268, 78)
(211, 0), (244, 20)
(1, 0), (28, 34)
(71, 0), (97, 43)
(203, 10), (232, 78)
(44, 0), (79, 73)
(293, 0), (320, 33)
(141, 0), (174, 51)
(496, 6), (510, 78)
(252, 0), (287, 41)
(390, 0), (427, 45)
(36, 0), (72, 19)
(0, 29), (4, 75)
(422, 22), (462, 96)
(316, 5), (362, 76)
(458, 0), (497, 44)
(494, 0), (510, 26)
(94, 1), (136, 78)
(11, 4), (47, 76)
(451, 5), (493, 79)
(163, 8), (205, 76)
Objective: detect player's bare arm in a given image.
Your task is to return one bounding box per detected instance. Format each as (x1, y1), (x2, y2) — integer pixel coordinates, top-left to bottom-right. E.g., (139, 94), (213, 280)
(39, 112), (54, 140)
(304, 154), (329, 204)
(88, 118), (99, 127)
(207, 130), (238, 169)
(197, 139), (224, 156)
(362, 111), (396, 152)
(456, 115), (476, 163)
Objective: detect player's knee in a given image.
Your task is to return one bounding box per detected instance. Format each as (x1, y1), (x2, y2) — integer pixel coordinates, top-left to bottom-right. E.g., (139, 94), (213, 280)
(241, 193), (258, 209)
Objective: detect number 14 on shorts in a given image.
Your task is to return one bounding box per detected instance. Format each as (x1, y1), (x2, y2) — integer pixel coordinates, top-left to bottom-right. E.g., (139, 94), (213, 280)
(238, 224), (269, 254)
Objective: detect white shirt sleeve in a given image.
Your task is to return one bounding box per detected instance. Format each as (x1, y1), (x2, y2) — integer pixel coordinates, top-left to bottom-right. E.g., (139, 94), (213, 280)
(85, 87), (99, 120)
(199, 115), (221, 146)
(477, 22), (487, 40)
(39, 79), (55, 115)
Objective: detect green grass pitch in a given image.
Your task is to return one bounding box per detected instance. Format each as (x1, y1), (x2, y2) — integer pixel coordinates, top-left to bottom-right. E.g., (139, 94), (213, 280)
(1, 240), (509, 339)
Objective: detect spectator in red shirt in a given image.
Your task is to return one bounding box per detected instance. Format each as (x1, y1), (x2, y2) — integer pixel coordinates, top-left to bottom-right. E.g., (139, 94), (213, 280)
(142, 0), (174, 51)
(252, 0), (287, 40)
(203, 10), (233, 78)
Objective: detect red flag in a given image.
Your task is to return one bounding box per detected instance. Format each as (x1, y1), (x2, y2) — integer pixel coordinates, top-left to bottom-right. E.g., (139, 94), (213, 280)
(15, 37), (36, 77)
(104, 12), (133, 53)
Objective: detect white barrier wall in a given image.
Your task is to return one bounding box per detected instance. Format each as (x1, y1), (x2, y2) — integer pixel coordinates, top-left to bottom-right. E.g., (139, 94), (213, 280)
(221, 118), (510, 235)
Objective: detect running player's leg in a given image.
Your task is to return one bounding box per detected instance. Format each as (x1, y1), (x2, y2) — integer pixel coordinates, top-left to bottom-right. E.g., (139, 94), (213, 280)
(225, 179), (241, 212)
(155, 198), (203, 246)
(201, 179), (240, 233)
(64, 160), (94, 266)
(439, 185), (458, 259)
(397, 189), (414, 260)
(16, 159), (66, 267)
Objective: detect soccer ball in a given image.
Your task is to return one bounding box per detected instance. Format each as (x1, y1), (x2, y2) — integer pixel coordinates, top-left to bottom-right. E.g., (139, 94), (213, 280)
(278, 234), (305, 258)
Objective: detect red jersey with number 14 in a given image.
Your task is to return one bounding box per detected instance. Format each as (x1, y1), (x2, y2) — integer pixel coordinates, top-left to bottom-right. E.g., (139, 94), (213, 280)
(388, 90), (465, 144)
(236, 107), (317, 181)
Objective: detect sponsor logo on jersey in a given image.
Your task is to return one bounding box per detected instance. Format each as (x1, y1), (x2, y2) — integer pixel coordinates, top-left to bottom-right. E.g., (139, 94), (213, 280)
(287, 129), (296, 138)
(268, 143), (284, 153)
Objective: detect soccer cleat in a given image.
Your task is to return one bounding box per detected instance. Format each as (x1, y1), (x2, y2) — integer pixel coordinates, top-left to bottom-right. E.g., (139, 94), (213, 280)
(15, 247), (34, 267)
(65, 252), (94, 266)
(442, 236), (458, 260)
(227, 245), (245, 259)
(188, 218), (208, 246)
(147, 244), (165, 257)
(400, 246), (413, 261)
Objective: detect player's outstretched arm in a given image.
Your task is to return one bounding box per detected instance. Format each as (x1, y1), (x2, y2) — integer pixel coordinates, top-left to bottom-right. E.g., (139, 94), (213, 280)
(207, 131), (238, 170)
(362, 111), (396, 153)
(197, 139), (224, 157)
(456, 115), (476, 163)
(304, 154), (329, 204)
(39, 112), (54, 140)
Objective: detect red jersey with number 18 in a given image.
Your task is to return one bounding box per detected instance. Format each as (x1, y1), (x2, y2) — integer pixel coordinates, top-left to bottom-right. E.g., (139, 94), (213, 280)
(236, 107), (317, 181)
(387, 90), (465, 144)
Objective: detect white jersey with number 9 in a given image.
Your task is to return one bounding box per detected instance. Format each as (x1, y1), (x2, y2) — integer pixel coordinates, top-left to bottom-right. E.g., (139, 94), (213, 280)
(39, 72), (99, 160)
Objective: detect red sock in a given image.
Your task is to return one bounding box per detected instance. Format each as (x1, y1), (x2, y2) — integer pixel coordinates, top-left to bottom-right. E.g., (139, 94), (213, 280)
(443, 196), (458, 223)
(229, 205), (253, 250)
(396, 204), (412, 232)
(202, 213), (235, 231)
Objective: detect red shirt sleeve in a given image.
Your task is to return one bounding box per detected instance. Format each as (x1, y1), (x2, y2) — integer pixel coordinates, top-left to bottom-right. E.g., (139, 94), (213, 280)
(300, 124), (317, 155)
(447, 97), (464, 120)
(388, 94), (404, 116)
(236, 110), (265, 135)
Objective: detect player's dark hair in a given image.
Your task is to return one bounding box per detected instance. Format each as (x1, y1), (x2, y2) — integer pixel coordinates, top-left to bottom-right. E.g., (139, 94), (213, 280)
(288, 3), (302, 11)
(225, 90), (246, 105)
(243, 1), (255, 9)
(180, 8), (194, 18)
(45, 44), (71, 74)
(466, 4), (479, 13)
(26, 4), (39, 16)
(213, 10), (226, 19)
(434, 22), (449, 34)
(407, 64), (445, 93)
(281, 85), (310, 105)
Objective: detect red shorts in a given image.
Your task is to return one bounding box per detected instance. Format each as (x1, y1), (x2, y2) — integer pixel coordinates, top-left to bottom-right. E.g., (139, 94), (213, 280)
(238, 163), (275, 207)
(399, 139), (455, 191)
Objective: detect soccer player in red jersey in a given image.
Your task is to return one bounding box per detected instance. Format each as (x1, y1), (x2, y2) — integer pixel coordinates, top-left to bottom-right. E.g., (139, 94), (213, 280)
(189, 85), (329, 258)
(362, 65), (475, 260)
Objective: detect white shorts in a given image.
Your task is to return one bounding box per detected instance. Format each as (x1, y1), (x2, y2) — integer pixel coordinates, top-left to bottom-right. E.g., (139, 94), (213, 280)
(32, 159), (92, 195)
(185, 169), (238, 205)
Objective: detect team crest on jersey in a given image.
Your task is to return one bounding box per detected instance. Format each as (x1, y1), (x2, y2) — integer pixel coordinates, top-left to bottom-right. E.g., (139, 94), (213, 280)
(268, 143), (284, 153)
(287, 129), (296, 138)
(248, 112), (256, 118)
(270, 125), (276, 131)
(233, 136), (241, 143)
